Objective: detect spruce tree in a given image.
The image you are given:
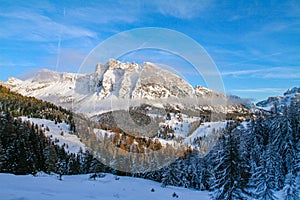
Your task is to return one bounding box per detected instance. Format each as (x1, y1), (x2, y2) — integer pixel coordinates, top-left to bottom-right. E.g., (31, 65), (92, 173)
(283, 173), (298, 200)
(210, 131), (247, 200)
(0, 141), (3, 171)
(161, 159), (184, 187)
(252, 146), (278, 200)
(44, 144), (57, 173)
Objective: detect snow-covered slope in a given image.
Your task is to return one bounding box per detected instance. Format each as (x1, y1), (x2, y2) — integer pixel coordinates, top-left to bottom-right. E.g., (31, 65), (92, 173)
(20, 117), (86, 154)
(95, 59), (195, 99)
(0, 173), (210, 200)
(6, 69), (87, 109)
(5, 59), (247, 117)
(157, 112), (227, 152)
(6, 60), (197, 108)
(256, 87), (300, 112)
(158, 113), (226, 140)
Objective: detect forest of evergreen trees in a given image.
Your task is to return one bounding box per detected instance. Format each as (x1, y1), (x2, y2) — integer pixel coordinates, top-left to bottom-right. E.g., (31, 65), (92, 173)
(69, 96), (300, 199)
(0, 85), (108, 175)
(0, 112), (111, 175)
(143, 99), (300, 199)
(0, 85), (76, 131)
(0, 84), (299, 199)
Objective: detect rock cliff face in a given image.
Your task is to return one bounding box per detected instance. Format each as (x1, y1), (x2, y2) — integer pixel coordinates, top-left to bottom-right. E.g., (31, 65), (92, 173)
(5, 59), (249, 119)
(256, 87), (300, 113)
(92, 59), (195, 99)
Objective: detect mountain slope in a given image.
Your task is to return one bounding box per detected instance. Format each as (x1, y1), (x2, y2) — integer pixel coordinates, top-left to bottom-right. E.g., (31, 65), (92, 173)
(0, 84), (109, 175)
(5, 59), (249, 120)
(256, 86), (300, 112)
(5, 59), (197, 102)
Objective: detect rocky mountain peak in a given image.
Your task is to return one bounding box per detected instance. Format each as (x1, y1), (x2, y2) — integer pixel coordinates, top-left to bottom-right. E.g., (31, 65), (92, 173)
(4, 59), (250, 119)
(283, 87), (300, 96)
(256, 86), (300, 112)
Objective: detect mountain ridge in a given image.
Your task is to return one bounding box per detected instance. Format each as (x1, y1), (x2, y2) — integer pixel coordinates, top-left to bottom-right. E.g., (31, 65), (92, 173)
(256, 86), (300, 112)
(4, 59), (249, 120)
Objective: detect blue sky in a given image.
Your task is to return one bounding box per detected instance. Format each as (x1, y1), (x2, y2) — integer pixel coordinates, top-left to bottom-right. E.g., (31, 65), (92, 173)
(0, 0), (299, 101)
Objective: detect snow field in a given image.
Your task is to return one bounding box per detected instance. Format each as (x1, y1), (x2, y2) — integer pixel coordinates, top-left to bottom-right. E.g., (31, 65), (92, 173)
(0, 173), (210, 200)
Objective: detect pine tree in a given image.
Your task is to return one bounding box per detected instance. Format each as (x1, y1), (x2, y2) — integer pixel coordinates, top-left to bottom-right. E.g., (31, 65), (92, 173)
(80, 149), (93, 173)
(56, 148), (68, 175)
(180, 151), (207, 190)
(266, 114), (296, 190)
(283, 173), (298, 200)
(282, 102), (300, 200)
(161, 159), (184, 187)
(210, 131), (247, 200)
(252, 147), (278, 200)
(67, 153), (81, 174)
(44, 144), (57, 173)
(15, 137), (35, 175)
(0, 141), (3, 171)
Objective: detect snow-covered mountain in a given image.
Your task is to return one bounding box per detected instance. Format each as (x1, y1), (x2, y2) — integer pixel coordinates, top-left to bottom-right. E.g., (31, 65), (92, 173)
(94, 59), (196, 99)
(5, 59), (249, 118)
(6, 59), (202, 103)
(256, 87), (300, 112)
(2, 59), (251, 157)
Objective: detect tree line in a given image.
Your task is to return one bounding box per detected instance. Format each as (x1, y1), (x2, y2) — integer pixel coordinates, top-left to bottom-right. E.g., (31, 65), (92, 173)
(0, 83), (299, 199)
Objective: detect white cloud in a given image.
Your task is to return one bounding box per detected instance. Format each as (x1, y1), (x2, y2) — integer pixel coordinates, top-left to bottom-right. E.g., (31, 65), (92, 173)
(0, 10), (97, 42)
(45, 48), (87, 72)
(222, 69), (261, 76)
(0, 62), (34, 67)
(151, 0), (214, 19)
(230, 88), (286, 93)
(61, 0), (213, 25)
(66, 6), (139, 24)
(222, 67), (300, 79)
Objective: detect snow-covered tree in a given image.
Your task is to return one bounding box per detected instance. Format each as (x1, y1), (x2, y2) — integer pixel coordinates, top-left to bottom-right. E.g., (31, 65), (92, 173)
(210, 131), (248, 200)
(251, 144), (278, 200)
(283, 173), (298, 200)
(161, 158), (185, 187)
(44, 144), (57, 173)
(0, 141), (2, 170)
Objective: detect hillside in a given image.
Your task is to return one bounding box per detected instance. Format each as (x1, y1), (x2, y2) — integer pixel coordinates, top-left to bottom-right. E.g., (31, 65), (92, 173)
(5, 59), (250, 120)
(0, 85), (106, 175)
(1, 71), (300, 199)
(0, 84), (75, 130)
(256, 86), (300, 113)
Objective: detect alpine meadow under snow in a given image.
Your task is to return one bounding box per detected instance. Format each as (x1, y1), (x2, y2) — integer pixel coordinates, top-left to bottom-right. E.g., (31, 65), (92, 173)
(0, 173), (210, 200)
(1, 60), (300, 199)
(1, 1), (300, 199)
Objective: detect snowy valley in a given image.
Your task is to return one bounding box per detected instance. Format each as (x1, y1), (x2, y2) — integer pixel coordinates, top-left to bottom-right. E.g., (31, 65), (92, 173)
(0, 60), (300, 200)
